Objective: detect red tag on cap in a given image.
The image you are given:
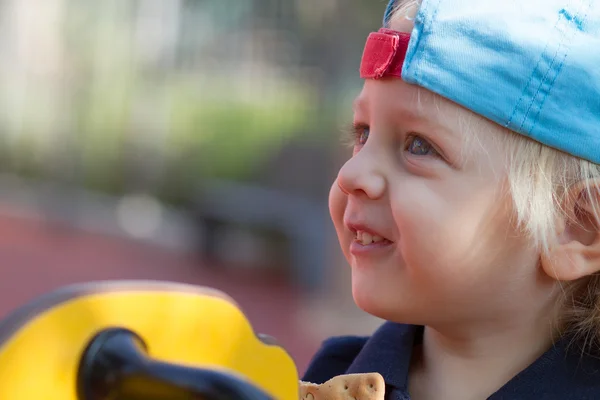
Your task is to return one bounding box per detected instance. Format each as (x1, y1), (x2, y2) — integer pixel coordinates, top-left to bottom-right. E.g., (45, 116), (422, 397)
(360, 28), (411, 79)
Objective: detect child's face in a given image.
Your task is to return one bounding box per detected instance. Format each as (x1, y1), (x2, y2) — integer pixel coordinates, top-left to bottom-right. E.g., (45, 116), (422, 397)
(329, 20), (553, 327)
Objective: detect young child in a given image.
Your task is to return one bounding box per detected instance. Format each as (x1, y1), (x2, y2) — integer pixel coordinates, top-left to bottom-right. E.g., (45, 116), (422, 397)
(302, 0), (600, 399)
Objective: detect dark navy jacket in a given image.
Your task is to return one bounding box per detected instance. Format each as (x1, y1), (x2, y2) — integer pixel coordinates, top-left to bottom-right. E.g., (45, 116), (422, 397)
(302, 322), (600, 399)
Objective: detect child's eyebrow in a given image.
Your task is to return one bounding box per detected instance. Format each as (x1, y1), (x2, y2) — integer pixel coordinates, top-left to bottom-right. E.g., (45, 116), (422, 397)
(353, 96), (366, 115)
(393, 97), (455, 130)
(393, 98), (468, 148)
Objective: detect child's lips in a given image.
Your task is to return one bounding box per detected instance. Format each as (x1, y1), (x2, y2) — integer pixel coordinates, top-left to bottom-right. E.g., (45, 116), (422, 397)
(346, 222), (393, 244)
(345, 222), (394, 256)
(350, 237), (394, 256)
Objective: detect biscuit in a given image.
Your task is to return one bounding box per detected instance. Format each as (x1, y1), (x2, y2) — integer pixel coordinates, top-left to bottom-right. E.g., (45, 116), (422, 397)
(299, 373), (385, 400)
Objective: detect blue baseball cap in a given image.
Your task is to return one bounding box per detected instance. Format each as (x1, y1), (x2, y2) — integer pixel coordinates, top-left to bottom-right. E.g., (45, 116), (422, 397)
(376, 0), (600, 164)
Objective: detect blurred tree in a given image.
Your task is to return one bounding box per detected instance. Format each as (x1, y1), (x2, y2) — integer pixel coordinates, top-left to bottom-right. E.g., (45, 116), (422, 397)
(0, 0), (385, 204)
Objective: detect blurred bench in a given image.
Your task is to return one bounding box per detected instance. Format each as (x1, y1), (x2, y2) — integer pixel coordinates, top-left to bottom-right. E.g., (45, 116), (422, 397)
(193, 179), (330, 292)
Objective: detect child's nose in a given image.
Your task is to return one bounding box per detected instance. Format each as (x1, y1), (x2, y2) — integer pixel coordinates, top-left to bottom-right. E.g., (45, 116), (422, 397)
(336, 149), (387, 200)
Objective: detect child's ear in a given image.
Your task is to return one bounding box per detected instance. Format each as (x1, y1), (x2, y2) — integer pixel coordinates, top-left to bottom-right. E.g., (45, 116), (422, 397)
(541, 180), (600, 281)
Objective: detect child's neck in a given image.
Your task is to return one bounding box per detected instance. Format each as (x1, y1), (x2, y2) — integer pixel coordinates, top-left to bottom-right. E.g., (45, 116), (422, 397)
(408, 320), (555, 400)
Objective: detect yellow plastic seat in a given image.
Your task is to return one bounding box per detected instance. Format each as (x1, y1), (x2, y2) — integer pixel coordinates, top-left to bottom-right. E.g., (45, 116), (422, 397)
(0, 280), (300, 400)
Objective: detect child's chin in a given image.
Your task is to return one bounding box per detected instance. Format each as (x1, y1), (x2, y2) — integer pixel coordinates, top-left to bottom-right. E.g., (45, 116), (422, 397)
(352, 282), (398, 321)
(351, 280), (421, 324)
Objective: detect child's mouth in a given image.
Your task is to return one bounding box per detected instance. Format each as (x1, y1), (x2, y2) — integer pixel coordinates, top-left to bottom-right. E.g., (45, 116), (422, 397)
(346, 223), (394, 254)
(351, 231), (394, 256)
(355, 230), (388, 245)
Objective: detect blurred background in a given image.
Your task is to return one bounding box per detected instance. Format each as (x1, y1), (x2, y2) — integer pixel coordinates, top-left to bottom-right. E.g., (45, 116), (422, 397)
(0, 0), (386, 374)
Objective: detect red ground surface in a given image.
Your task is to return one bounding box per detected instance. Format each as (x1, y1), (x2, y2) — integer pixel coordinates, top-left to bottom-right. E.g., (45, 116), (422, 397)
(0, 213), (320, 375)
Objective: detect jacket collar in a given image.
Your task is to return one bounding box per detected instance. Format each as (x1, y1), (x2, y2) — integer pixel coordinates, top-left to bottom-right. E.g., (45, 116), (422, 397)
(346, 322), (600, 399)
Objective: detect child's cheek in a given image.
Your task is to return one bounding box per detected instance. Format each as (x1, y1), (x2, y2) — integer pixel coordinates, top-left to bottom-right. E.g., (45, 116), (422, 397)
(390, 185), (480, 272)
(328, 180), (348, 232)
(392, 180), (517, 284)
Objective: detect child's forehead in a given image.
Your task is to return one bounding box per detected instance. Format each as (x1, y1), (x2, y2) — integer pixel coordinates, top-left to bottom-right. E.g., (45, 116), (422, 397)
(353, 80), (492, 146)
(354, 82), (450, 122)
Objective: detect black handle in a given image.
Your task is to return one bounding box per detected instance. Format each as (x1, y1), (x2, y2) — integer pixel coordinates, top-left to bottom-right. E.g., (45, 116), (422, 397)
(77, 327), (275, 400)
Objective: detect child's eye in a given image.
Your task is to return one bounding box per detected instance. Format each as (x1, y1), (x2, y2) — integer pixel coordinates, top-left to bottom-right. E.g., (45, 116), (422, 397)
(405, 135), (439, 157)
(354, 124), (370, 146)
(342, 123), (370, 148)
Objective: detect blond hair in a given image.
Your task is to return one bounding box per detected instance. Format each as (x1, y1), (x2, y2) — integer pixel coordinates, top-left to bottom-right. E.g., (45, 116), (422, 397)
(390, 0), (600, 352)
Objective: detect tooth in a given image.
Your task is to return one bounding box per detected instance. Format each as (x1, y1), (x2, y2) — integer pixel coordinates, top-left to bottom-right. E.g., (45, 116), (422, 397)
(361, 232), (373, 245)
(372, 235), (383, 243)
